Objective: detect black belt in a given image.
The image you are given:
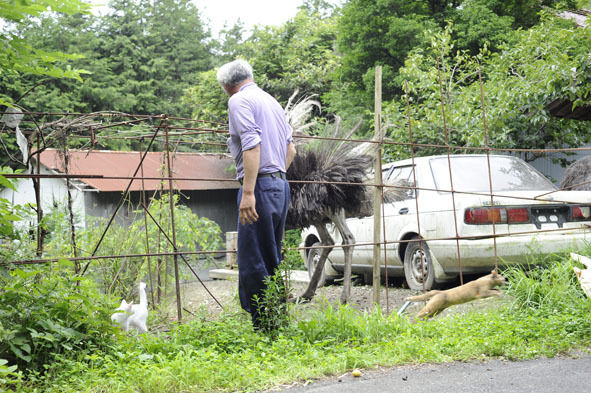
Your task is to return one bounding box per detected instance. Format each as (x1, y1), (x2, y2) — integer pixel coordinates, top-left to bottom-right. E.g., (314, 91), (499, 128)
(238, 171), (286, 185)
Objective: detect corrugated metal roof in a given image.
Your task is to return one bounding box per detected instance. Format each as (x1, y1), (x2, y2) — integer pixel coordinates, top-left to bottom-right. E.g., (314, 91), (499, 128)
(38, 149), (239, 191)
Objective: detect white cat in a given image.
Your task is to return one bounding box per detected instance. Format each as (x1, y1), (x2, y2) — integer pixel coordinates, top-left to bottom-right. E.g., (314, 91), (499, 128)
(571, 253), (591, 299)
(111, 282), (148, 333)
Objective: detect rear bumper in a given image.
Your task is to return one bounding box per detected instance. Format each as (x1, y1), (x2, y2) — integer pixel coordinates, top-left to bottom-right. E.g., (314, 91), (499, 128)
(429, 230), (591, 272)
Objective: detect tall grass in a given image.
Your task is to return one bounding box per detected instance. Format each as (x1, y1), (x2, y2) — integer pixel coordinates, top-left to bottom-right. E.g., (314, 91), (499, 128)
(503, 253), (586, 311)
(10, 249), (591, 393)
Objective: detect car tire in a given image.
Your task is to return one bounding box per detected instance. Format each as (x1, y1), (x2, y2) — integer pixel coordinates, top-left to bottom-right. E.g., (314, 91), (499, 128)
(306, 242), (327, 288)
(403, 236), (435, 290)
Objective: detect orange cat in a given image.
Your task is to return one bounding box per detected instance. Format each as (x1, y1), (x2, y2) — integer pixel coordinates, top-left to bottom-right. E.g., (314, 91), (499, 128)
(405, 270), (506, 320)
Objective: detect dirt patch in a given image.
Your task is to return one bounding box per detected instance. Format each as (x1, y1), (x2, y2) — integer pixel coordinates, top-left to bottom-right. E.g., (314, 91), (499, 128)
(177, 273), (508, 320)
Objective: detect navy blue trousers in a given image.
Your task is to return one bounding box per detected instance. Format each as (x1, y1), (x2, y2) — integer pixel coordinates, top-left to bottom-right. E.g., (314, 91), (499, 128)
(236, 175), (290, 326)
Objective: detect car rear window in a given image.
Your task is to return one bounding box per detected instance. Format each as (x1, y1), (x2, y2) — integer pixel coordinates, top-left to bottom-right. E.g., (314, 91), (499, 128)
(429, 156), (556, 192)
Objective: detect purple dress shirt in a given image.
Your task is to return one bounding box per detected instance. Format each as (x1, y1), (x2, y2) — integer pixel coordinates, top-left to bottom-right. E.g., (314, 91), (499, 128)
(227, 82), (293, 180)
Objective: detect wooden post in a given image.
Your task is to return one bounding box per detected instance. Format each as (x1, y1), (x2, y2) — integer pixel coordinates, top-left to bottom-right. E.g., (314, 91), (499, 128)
(372, 66), (383, 305)
(225, 231), (238, 269)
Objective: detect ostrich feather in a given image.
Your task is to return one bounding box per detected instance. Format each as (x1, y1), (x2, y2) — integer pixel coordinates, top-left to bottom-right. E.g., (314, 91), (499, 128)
(284, 95), (408, 229)
(284, 91), (321, 137)
(285, 115), (373, 229)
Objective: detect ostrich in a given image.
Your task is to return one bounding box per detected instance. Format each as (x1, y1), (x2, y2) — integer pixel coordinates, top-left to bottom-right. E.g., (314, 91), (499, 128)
(286, 115), (372, 304)
(560, 156), (591, 190)
(284, 94), (408, 304)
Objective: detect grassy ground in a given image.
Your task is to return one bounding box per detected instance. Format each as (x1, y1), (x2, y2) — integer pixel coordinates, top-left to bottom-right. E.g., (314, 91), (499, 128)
(9, 250), (591, 393)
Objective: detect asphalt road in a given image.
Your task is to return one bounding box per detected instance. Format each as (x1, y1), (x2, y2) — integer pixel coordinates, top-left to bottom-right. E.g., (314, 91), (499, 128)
(281, 352), (591, 393)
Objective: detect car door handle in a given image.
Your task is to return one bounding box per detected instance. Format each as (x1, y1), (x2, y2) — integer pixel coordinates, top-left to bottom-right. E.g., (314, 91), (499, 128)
(399, 207), (409, 214)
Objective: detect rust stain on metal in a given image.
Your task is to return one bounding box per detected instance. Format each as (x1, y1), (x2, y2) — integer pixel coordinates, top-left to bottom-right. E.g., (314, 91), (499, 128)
(38, 149), (239, 191)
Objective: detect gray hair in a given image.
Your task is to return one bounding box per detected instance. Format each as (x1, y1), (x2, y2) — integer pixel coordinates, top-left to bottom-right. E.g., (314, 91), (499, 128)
(216, 59), (254, 88)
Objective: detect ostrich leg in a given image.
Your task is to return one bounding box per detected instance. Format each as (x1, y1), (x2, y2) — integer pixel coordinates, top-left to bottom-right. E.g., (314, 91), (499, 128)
(300, 221), (334, 301)
(328, 208), (355, 304)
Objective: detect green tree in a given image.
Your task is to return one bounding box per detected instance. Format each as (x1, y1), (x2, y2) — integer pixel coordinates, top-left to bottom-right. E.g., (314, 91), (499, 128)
(241, 7), (341, 104)
(184, 5), (341, 127)
(182, 69), (228, 122)
(448, 0), (516, 55)
(336, 0), (438, 104)
(0, 1), (94, 169)
(216, 21), (246, 64)
(4, 12), (103, 113)
(334, 0), (578, 114)
(387, 16), (591, 163)
(11, 0), (214, 116)
(487, 0), (578, 28)
(83, 0), (214, 116)
(0, 0), (91, 107)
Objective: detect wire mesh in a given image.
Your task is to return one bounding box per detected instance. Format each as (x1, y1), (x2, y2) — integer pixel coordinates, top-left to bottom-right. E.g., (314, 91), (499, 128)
(1, 84), (590, 318)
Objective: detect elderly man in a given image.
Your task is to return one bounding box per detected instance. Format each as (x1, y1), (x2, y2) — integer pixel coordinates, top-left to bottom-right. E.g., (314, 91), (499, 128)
(217, 59), (296, 329)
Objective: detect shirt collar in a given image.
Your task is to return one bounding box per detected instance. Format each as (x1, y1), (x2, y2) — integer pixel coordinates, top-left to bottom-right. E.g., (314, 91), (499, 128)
(239, 82), (256, 92)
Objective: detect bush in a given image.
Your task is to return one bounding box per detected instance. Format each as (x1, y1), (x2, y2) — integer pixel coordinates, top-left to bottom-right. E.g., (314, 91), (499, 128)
(252, 261), (294, 336)
(0, 168), (36, 262)
(0, 263), (119, 380)
(42, 193), (224, 297)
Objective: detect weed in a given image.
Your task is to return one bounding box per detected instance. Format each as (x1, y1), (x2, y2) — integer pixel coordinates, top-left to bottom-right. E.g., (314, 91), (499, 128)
(503, 250), (589, 311)
(252, 261), (294, 336)
(40, 193), (223, 298)
(7, 250), (591, 393)
(0, 262), (119, 382)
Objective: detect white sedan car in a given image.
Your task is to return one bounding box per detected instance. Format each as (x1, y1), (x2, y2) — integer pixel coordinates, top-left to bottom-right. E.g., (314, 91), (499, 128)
(300, 154), (591, 290)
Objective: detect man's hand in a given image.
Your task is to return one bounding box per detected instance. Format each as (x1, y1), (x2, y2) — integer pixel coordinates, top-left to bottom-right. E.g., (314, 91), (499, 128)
(239, 190), (258, 225)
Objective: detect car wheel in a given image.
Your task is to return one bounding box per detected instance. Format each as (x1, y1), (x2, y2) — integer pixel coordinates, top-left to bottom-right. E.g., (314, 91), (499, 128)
(403, 236), (435, 290)
(306, 242), (327, 288)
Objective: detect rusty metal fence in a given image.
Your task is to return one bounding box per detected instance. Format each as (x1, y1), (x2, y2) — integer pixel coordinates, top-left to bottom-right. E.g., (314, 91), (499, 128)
(1, 71), (590, 319)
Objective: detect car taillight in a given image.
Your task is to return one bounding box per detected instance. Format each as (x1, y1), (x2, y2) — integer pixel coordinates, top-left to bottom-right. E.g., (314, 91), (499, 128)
(572, 205), (591, 221)
(465, 207), (503, 224)
(506, 207), (530, 223)
(464, 207), (530, 224)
